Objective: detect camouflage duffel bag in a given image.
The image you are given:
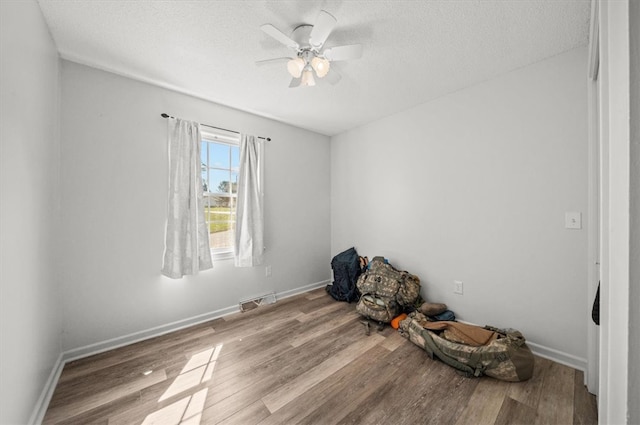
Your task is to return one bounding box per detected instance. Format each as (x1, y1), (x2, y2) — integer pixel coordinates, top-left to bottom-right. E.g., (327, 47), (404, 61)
(355, 257), (421, 323)
(399, 312), (534, 382)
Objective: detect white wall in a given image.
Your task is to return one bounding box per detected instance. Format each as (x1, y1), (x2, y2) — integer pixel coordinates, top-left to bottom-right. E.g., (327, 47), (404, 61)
(331, 47), (589, 360)
(59, 61), (331, 351)
(0, 1), (63, 423)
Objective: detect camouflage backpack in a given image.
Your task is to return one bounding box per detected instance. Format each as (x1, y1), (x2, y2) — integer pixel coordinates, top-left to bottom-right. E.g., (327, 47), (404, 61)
(355, 257), (421, 323)
(399, 311), (534, 382)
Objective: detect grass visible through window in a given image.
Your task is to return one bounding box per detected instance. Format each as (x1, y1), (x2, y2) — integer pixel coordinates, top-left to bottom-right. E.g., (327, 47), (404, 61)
(204, 206), (235, 233)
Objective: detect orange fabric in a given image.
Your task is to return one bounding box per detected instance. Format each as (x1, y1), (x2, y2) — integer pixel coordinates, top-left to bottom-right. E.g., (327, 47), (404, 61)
(391, 313), (408, 329)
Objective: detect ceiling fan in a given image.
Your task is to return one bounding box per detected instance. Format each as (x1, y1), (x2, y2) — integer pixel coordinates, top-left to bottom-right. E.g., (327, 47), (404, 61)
(257, 10), (363, 88)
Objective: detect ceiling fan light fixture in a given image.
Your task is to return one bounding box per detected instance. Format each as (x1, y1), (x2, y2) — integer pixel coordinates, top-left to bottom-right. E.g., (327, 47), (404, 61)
(259, 10), (362, 88)
(311, 56), (330, 78)
(287, 57), (305, 78)
(300, 69), (316, 86)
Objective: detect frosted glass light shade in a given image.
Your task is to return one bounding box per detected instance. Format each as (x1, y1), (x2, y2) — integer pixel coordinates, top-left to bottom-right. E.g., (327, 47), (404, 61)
(311, 56), (330, 78)
(300, 70), (316, 86)
(287, 57), (305, 78)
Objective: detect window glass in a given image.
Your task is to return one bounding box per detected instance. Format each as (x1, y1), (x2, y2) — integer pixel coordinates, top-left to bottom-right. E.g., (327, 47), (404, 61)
(201, 135), (239, 258)
(231, 146), (240, 171)
(208, 169), (231, 194)
(208, 143), (230, 168)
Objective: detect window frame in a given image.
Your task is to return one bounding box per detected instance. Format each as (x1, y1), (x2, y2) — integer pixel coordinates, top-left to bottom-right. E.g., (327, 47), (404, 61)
(201, 128), (240, 261)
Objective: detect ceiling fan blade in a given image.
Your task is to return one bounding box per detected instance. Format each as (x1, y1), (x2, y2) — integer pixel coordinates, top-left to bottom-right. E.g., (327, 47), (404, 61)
(289, 77), (301, 88)
(324, 68), (342, 85)
(324, 44), (363, 61)
(255, 57), (292, 66)
(260, 24), (299, 50)
(309, 10), (337, 49)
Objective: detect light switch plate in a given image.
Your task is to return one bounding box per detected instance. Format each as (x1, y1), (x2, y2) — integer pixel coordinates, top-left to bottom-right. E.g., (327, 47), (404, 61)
(454, 280), (463, 295)
(565, 212), (582, 229)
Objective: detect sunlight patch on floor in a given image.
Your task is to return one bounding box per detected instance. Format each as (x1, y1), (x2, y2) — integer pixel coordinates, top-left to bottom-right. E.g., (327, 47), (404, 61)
(159, 344), (223, 402)
(141, 388), (208, 425)
(142, 344), (223, 424)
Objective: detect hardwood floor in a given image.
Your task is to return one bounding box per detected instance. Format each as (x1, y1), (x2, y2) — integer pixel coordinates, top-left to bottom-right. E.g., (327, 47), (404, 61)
(43, 288), (598, 424)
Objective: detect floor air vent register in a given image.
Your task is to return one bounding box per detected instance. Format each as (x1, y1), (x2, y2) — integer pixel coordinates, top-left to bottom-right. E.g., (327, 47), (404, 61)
(239, 292), (277, 312)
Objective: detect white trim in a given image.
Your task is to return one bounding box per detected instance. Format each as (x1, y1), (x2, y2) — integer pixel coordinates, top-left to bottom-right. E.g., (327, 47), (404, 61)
(275, 279), (330, 301)
(458, 320), (588, 373)
(586, 0), (601, 395)
(527, 342), (588, 374)
(28, 353), (65, 425)
(201, 128), (240, 145)
(588, 0), (600, 80)
(211, 249), (235, 261)
(30, 279), (331, 421)
(604, 0), (630, 419)
(598, 0), (631, 422)
(586, 78), (600, 395)
(586, 5), (601, 391)
(62, 304), (240, 362)
(62, 279), (329, 362)
(597, 2), (611, 419)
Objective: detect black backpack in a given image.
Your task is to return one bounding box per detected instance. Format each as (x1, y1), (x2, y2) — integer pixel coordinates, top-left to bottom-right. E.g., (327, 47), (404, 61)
(326, 247), (364, 303)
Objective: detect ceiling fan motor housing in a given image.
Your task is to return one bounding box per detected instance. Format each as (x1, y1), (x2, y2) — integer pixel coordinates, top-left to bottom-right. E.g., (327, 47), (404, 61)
(291, 25), (319, 54)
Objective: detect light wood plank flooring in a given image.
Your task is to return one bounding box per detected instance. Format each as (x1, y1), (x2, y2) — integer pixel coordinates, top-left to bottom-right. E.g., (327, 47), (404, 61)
(44, 288), (598, 424)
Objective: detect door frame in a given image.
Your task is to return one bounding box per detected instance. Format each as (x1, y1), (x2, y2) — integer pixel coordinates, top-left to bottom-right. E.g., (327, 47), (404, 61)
(595, 0), (631, 423)
(586, 0), (599, 394)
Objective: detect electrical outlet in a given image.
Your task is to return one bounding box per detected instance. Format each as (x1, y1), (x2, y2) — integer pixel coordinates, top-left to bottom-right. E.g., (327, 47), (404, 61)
(454, 280), (463, 295)
(265, 265), (272, 277)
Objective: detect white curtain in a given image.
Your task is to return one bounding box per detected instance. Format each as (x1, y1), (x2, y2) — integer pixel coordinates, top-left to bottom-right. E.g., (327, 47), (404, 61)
(235, 134), (264, 267)
(162, 118), (213, 278)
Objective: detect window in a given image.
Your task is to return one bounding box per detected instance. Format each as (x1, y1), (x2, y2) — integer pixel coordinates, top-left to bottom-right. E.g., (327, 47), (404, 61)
(201, 129), (240, 259)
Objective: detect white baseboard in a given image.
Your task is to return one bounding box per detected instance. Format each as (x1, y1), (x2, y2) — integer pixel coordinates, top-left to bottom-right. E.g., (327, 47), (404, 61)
(275, 279), (330, 300)
(62, 304), (240, 363)
(527, 341), (588, 374)
(29, 279), (330, 424)
(63, 278), (329, 363)
(28, 353), (64, 425)
(457, 320), (588, 373)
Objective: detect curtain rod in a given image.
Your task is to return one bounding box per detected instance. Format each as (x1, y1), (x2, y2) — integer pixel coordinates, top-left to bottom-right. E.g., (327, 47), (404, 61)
(161, 113), (271, 141)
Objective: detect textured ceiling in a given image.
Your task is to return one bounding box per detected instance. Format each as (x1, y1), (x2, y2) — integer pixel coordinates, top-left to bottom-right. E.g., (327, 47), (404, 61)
(37, 0), (591, 136)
